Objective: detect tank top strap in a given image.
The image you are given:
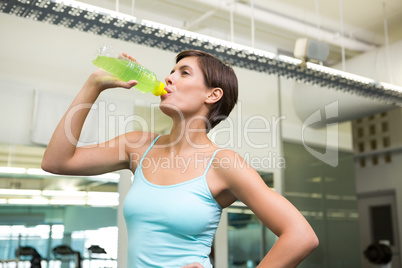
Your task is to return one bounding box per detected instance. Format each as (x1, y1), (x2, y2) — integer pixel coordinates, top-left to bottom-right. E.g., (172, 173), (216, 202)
(203, 149), (223, 176)
(139, 135), (161, 165)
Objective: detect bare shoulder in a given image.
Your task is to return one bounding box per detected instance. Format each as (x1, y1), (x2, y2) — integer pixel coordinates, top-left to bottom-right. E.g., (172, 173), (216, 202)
(122, 131), (159, 170)
(212, 149), (263, 188)
(213, 149), (254, 175)
(122, 131), (159, 146)
(213, 149), (272, 199)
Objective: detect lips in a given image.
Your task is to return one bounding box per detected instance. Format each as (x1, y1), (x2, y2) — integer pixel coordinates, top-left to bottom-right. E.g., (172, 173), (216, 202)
(161, 87), (172, 99)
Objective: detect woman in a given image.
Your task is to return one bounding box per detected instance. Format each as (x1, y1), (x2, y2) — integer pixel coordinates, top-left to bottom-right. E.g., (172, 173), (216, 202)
(42, 49), (318, 267)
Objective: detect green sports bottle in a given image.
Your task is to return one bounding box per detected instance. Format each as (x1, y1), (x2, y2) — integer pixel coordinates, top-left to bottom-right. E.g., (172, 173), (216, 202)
(92, 44), (167, 96)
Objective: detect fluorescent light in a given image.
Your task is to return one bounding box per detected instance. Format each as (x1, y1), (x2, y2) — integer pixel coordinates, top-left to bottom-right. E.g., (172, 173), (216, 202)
(380, 82), (402, 93)
(1, 0), (401, 105)
(87, 192), (119, 198)
(90, 173), (120, 182)
(0, 188), (120, 206)
(253, 48), (276, 59)
(87, 191), (119, 207)
(27, 169), (120, 183)
(8, 198), (49, 205)
(55, 0), (137, 22)
(49, 199), (86, 205)
(87, 199), (119, 207)
(306, 62), (377, 84)
(278, 55), (302, 65)
(0, 189), (41, 196)
(0, 167), (26, 174)
(42, 190), (87, 197)
(27, 168), (56, 176)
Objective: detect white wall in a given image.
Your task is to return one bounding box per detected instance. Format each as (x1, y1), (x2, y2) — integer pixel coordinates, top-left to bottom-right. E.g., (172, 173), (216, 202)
(280, 77), (353, 152)
(339, 40), (402, 86)
(0, 12), (175, 145)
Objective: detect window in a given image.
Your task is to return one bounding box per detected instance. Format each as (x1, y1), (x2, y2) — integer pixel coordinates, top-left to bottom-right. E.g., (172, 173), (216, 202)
(370, 140), (377, 150)
(383, 137), (391, 148)
(369, 125), (376, 135)
(358, 142), (365, 153)
(360, 158), (366, 168)
(382, 122), (389, 132)
(385, 153), (392, 163)
(372, 156), (378, 166)
(357, 127), (364, 138)
(370, 205), (394, 245)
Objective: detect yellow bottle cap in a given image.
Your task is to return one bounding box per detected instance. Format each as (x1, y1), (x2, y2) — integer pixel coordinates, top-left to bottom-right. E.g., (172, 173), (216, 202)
(152, 81), (167, 96)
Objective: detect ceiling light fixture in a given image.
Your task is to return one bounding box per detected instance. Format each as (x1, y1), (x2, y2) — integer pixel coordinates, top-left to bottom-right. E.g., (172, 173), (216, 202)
(42, 190), (87, 197)
(0, 188), (42, 195)
(49, 198), (86, 205)
(0, 167), (26, 174)
(26, 168), (56, 176)
(86, 199), (119, 207)
(1, 167), (119, 182)
(1, 189), (120, 206)
(87, 191), (119, 198)
(8, 198), (49, 205)
(1, 0), (401, 105)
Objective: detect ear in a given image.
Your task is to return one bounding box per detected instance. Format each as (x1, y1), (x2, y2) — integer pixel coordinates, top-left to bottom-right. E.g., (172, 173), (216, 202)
(205, 87), (223, 104)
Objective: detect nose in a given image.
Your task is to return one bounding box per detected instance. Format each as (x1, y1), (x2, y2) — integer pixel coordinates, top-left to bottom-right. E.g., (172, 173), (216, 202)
(165, 73), (174, 85)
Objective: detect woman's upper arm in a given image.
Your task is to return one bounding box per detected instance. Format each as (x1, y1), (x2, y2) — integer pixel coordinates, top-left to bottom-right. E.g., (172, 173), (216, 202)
(42, 131), (153, 176)
(217, 150), (318, 268)
(216, 150), (313, 237)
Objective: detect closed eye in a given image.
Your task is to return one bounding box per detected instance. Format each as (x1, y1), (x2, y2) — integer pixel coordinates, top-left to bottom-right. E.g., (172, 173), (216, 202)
(170, 64), (193, 76)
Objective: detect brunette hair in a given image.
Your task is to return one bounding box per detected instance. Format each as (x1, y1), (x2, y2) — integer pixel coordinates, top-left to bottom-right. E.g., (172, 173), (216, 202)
(176, 50), (238, 132)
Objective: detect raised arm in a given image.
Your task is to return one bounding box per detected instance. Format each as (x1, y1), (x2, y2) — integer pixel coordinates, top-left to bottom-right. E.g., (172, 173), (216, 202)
(216, 150), (319, 267)
(41, 69), (139, 176)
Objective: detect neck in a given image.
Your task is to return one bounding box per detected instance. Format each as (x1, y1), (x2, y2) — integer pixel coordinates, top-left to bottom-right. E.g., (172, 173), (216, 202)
(164, 116), (211, 153)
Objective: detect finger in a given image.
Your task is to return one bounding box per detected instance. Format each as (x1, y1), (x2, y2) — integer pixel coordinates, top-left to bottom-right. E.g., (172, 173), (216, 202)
(121, 80), (138, 89)
(122, 52), (137, 62)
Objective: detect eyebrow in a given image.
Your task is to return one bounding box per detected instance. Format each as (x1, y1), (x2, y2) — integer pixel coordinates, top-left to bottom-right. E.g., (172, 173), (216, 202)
(170, 65), (193, 74)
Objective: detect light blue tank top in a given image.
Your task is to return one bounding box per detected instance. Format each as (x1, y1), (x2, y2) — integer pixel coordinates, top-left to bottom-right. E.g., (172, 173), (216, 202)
(123, 135), (222, 268)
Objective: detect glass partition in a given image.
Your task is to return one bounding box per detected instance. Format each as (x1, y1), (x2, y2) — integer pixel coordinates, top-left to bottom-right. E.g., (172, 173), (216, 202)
(0, 223), (117, 267)
(283, 142), (360, 267)
(227, 172), (274, 268)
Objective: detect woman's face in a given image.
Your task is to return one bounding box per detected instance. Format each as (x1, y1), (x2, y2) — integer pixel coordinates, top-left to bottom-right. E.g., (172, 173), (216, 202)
(160, 56), (211, 119)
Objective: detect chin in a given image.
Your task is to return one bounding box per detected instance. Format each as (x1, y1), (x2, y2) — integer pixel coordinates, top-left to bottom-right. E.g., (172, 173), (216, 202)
(159, 102), (183, 118)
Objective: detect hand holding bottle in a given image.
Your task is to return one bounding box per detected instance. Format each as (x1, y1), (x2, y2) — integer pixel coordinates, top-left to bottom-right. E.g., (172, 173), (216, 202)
(92, 44), (167, 96)
(86, 68), (138, 93)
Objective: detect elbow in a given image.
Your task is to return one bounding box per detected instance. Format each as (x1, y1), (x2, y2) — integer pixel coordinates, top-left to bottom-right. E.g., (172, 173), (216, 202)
(41, 157), (64, 175)
(291, 229), (319, 258)
(41, 159), (56, 174)
(309, 234), (319, 251)
(304, 231), (319, 255)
